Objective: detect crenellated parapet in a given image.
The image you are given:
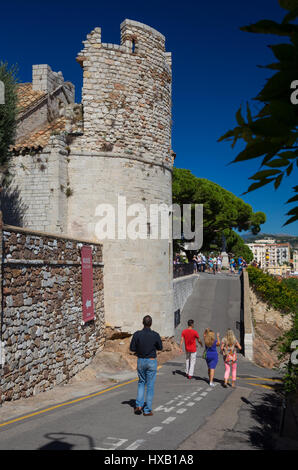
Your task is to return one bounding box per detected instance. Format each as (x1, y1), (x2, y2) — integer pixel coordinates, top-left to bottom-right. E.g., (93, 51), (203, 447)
(75, 19), (172, 168)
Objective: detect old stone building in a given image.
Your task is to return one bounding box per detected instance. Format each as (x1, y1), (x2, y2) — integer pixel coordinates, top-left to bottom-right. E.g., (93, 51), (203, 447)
(5, 19), (174, 336)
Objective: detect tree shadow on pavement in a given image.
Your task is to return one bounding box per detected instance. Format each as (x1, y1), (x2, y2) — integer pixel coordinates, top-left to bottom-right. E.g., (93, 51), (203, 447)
(240, 391), (283, 449)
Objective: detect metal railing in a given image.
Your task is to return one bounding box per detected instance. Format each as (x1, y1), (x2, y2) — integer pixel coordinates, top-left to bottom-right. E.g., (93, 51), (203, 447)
(173, 263), (195, 278)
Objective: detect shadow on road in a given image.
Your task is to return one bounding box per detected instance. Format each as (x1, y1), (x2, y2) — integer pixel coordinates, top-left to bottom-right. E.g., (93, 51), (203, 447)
(240, 392), (283, 449)
(38, 432), (95, 450)
(121, 399), (136, 409)
(172, 369), (224, 386)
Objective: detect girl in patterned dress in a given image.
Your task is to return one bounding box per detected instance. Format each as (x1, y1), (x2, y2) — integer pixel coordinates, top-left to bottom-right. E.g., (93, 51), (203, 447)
(221, 329), (242, 388)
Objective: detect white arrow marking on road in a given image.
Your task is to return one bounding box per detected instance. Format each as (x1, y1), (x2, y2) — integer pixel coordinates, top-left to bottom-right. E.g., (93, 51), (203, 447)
(94, 437), (128, 450)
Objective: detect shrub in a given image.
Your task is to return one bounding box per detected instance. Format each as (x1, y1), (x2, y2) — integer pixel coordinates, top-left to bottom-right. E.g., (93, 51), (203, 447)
(246, 265), (297, 314)
(247, 265), (298, 393)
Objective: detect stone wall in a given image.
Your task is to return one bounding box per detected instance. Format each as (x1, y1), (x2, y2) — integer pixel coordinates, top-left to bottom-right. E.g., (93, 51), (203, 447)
(241, 270), (254, 361)
(5, 135), (69, 232)
(173, 274), (199, 316)
(0, 217), (105, 402)
(67, 151), (173, 336)
(17, 65), (75, 141)
(249, 287), (293, 331)
(76, 19), (172, 166)
(5, 20), (174, 338)
(32, 64), (75, 96)
(67, 20), (174, 336)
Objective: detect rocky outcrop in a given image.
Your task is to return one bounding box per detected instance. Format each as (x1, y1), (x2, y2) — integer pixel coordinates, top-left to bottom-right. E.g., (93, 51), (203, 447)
(250, 287), (293, 369)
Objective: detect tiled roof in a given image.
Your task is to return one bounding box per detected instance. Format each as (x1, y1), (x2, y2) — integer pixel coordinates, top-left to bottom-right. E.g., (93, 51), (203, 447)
(17, 83), (46, 114)
(11, 117), (66, 152)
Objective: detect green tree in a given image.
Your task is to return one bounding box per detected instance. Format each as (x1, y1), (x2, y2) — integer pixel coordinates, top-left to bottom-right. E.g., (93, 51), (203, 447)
(225, 230), (254, 262)
(218, 0), (298, 226)
(172, 167), (265, 256)
(0, 62), (18, 166)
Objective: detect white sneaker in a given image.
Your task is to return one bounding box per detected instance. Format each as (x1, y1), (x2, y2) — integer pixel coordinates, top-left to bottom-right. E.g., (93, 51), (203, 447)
(209, 382), (215, 387)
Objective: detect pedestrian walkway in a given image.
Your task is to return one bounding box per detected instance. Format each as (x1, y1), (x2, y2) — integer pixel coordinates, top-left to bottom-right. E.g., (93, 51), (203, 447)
(0, 272), (295, 450)
(0, 347), (291, 450)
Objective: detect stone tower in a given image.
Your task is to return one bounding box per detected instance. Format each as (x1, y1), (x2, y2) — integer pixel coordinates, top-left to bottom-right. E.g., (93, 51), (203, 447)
(68, 20), (174, 335)
(8, 20), (174, 337)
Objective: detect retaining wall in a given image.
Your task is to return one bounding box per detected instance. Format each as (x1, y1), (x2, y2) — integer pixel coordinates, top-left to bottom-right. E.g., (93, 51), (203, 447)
(0, 214), (105, 402)
(242, 269), (254, 361)
(173, 274), (199, 326)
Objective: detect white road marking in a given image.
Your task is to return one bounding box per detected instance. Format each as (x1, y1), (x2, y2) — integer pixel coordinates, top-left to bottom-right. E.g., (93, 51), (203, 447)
(195, 397), (203, 401)
(200, 392), (208, 396)
(155, 405), (175, 413)
(148, 427), (163, 434)
(187, 402), (195, 407)
(176, 408), (187, 414)
(176, 401), (185, 406)
(94, 437), (128, 450)
(165, 400), (175, 405)
(126, 440), (145, 450)
(162, 416), (177, 424)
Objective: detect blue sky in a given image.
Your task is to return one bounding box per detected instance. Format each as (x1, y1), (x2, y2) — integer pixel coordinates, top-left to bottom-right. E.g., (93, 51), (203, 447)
(1, 0), (297, 236)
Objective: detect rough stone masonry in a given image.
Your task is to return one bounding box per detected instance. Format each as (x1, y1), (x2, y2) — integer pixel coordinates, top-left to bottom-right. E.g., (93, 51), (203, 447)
(0, 215), (105, 402)
(7, 19), (175, 337)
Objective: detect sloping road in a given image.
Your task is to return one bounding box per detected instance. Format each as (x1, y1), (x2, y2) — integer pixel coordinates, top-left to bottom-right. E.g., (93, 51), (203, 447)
(0, 272), (290, 451)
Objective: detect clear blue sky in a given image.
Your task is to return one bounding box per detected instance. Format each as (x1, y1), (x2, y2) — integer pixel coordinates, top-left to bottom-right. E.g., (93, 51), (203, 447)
(1, 0), (297, 236)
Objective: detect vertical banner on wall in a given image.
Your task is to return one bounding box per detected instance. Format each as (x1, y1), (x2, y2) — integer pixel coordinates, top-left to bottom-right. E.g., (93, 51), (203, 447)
(81, 245), (95, 323)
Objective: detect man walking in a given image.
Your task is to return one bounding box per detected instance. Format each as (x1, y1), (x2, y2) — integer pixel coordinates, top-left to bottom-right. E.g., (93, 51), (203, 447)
(180, 319), (203, 379)
(130, 315), (162, 416)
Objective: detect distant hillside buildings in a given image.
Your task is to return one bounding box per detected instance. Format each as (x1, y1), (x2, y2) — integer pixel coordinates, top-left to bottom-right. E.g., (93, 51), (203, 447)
(247, 238), (291, 272)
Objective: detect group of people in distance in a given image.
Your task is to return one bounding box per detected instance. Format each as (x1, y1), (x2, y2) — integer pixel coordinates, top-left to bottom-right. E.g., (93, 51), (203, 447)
(192, 254), (223, 274)
(175, 253), (248, 276)
(229, 256), (247, 275)
(180, 319), (242, 388)
(129, 315), (242, 418)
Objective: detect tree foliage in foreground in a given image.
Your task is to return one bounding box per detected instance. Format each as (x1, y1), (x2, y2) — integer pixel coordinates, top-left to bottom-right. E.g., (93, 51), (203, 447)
(218, 0), (298, 226)
(0, 62), (18, 166)
(172, 167), (265, 258)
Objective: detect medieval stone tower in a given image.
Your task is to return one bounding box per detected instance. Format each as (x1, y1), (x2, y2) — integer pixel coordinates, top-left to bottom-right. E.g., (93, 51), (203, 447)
(8, 20), (174, 336)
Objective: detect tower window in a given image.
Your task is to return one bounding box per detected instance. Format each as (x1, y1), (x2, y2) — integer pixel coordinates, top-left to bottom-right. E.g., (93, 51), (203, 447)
(132, 39), (136, 53)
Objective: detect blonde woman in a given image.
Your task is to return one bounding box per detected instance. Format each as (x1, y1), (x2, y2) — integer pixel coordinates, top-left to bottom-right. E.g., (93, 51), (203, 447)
(221, 329), (242, 388)
(204, 329), (220, 387)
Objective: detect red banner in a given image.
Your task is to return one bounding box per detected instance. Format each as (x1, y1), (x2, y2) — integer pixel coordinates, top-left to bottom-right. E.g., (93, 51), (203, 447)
(81, 245), (95, 323)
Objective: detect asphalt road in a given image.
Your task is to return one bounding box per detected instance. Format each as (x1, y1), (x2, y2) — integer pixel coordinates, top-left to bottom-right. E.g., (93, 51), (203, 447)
(0, 272), (286, 451)
(175, 271), (242, 344)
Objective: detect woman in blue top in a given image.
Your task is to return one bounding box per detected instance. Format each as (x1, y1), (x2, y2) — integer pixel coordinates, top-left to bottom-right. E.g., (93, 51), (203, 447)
(204, 329), (220, 387)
